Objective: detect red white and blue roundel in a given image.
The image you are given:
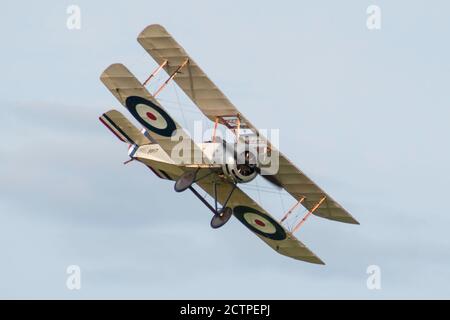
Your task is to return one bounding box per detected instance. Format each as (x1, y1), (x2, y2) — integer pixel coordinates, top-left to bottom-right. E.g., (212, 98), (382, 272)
(233, 206), (286, 240)
(125, 96), (176, 137)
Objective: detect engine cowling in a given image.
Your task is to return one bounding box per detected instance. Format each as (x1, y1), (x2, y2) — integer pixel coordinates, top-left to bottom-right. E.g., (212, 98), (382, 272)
(221, 144), (258, 184)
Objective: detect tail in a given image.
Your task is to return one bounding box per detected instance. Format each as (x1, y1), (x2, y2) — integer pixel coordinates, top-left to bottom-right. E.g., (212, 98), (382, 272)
(100, 109), (176, 181)
(99, 109), (152, 146)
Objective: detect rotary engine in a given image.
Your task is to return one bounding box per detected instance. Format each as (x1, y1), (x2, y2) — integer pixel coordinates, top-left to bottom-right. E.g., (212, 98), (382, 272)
(221, 144), (258, 184)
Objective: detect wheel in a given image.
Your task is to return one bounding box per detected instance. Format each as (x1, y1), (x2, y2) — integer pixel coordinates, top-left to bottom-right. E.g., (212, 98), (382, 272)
(210, 207), (233, 229)
(174, 171), (197, 192)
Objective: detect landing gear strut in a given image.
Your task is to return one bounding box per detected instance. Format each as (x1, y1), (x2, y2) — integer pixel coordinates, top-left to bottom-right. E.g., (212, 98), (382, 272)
(208, 181), (236, 229)
(179, 171), (237, 229)
(174, 168), (216, 193)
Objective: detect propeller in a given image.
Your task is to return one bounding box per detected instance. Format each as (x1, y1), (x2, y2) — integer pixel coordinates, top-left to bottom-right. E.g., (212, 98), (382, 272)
(240, 150), (283, 189)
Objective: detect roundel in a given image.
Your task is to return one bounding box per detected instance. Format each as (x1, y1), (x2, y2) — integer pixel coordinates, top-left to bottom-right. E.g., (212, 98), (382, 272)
(233, 206), (286, 240)
(125, 96), (176, 137)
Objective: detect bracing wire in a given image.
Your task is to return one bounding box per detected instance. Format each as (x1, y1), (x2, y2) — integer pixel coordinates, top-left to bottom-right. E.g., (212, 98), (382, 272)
(172, 82), (189, 128)
(240, 184), (291, 196)
(278, 190), (286, 213)
(254, 178), (263, 205)
(157, 98), (201, 112)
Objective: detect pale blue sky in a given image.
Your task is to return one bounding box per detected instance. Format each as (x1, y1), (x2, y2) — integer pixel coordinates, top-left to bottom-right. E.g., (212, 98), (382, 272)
(1, 1), (450, 298)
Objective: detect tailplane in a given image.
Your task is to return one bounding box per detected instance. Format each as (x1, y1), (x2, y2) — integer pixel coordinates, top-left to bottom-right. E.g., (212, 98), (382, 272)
(99, 109), (152, 146)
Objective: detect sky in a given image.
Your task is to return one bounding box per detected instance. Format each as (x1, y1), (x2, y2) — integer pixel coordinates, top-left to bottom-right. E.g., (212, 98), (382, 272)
(1, 0), (450, 299)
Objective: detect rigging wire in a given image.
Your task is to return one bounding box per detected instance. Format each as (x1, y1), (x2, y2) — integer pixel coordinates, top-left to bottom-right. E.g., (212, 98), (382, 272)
(254, 178), (263, 205)
(172, 82), (189, 128)
(157, 98), (200, 111)
(240, 184), (290, 195)
(278, 189), (286, 213)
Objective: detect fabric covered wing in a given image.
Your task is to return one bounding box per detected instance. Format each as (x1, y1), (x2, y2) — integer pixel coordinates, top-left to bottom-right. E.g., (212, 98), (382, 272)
(195, 176), (324, 264)
(138, 24), (244, 120)
(274, 154), (358, 224)
(137, 24), (358, 225)
(100, 63), (203, 163)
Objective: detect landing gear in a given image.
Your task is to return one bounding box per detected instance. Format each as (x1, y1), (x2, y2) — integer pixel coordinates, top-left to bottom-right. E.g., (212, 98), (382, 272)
(209, 181), (236, 229)
(210, 207), (233, 229)
(174, 170), (198, 192)
(185, 176), (237, 229)
(174, 168), (215, 193)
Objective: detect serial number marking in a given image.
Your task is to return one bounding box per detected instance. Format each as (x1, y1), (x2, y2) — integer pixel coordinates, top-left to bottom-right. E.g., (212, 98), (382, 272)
(180, 304), (270, 317)
(224, 304), (270, 316)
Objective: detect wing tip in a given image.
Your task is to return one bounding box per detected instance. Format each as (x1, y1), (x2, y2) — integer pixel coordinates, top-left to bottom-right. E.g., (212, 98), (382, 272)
(99, 63), (134, 88)
(342, 216), (360, 225)
(138, 24), (169, 40)
(314, 212), (360, 225)
(308, 256), (326, 265)
(100, 63), (128, 79)
(289, 253), (325, 265)
(277, 238), (326, 265)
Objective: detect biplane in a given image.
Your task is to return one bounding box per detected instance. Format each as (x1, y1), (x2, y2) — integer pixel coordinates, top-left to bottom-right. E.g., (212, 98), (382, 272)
(99, 24), (358, 265)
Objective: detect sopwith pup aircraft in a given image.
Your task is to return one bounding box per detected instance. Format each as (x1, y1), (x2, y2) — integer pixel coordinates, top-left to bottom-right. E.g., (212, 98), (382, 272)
(99, 24), (358, 264)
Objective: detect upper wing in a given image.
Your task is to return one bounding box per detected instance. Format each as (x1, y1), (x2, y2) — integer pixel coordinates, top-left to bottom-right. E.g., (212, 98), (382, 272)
(274, 154), (358, 224)
(137, 24), (358, 225)
(138, 24), (239, 120)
